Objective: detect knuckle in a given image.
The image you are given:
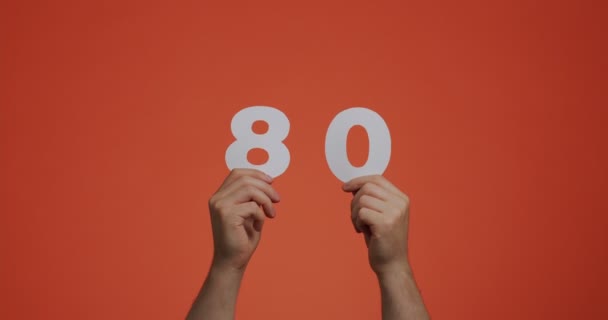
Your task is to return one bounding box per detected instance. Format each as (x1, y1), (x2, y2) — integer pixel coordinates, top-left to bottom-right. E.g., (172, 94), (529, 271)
(390, 207), (402, 217)
(360, 184), (373, 194)
(211, 199), (228, 214)
(260, 198), (271, 208)
(357, 207), (366, 217)
(359, 195), (371, 206)
(239, 175), (255, 186)
(365, 183), (381, 196)
(243, 185), (257, 194)
(255, 170), (268, 180)
(247, 202), (259, 211)
(399, 196), (410, 210)
(208, 196), (220, 209)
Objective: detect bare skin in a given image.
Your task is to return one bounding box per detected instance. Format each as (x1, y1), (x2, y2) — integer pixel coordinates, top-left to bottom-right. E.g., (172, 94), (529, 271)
(344, 175), (429, 320)
(186, 169), (279, 320)
(186, 169), (429, 320)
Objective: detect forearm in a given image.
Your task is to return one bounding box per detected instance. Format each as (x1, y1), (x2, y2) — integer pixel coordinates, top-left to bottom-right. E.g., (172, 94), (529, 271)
(186, 265), (244, 320)
(377, 264), (429, 320)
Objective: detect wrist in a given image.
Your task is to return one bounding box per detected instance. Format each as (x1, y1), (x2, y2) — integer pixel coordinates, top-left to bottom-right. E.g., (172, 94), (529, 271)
(209, 261), (246, 283)
(211, 252), (249, 273)
(374, 259), (413, 283)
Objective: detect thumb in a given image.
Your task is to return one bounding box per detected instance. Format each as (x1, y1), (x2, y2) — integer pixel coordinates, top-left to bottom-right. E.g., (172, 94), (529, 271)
(238, 202), (266, 231)
(253, 219), (264, 232)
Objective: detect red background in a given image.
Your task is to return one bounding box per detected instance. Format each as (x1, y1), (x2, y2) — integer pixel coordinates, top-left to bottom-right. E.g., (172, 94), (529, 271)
(1, 0), (607, 319)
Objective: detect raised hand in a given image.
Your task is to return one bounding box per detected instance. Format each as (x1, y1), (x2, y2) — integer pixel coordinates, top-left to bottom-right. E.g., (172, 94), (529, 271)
(343, 175), (411, 275)
(208, 168), (281, 271)
(187, 169), (280, 320)
(343, 175), (429, 319)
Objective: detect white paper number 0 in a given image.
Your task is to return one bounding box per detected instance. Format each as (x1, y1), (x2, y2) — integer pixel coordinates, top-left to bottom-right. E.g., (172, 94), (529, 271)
(225, 106), (391, 182)
(325, 108), (391, 182)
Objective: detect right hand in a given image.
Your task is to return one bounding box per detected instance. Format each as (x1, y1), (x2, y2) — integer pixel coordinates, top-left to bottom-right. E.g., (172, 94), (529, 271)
(343, 175), (412, 276)
(208, 169), (281, 272)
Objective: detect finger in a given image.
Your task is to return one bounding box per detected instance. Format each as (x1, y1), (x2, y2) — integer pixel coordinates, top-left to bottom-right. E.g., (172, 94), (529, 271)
(351, 214), (371, 243)
(356, 207), (384, 231)
(351, 195), (388, 233)
(363, 230), (371, 247)
(220, 175), (280, 203)
(231, 185), (275, 218)
(236, 202), (266, 231)
(343, 175), (405, 197)
(351, 199), (366, 233)
(351, 208), (362, 233)
(357, 194), (389, 213)
(351, 183), (391, 212)
(353, 216), (365, 234)
(221, 168), (273, 189)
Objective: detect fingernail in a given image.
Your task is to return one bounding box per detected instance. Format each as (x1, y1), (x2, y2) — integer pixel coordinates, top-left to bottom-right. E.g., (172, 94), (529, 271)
(265, 174), (273, 182)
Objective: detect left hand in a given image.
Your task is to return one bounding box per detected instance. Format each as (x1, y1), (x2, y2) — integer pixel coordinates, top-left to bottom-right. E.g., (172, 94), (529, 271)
(208, 169), (280, 272)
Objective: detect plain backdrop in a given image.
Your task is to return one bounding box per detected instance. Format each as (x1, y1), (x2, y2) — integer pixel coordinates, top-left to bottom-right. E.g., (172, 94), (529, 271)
(1, 0), (607, 319)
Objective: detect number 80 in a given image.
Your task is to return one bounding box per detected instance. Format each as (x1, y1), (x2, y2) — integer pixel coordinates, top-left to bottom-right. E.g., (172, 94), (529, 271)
(225, 106), (392, 182)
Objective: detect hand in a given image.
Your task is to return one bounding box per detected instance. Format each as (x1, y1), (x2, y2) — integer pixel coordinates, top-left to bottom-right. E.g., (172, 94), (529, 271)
(343, 175), (411, 276)
(208, 169), (281, 272)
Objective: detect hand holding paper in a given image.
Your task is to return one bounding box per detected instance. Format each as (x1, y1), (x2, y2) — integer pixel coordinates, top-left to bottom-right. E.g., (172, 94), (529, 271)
(208, 168), (280, 271)
(344, 175), (429, 319)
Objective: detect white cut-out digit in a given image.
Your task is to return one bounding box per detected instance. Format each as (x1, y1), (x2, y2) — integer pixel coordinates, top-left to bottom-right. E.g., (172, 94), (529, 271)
(325, 107), (391, 182)
(225, 106), (291, 178)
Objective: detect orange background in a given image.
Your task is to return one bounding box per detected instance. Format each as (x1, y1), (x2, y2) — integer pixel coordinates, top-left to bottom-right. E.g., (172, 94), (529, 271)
(1, 0), (607, 319)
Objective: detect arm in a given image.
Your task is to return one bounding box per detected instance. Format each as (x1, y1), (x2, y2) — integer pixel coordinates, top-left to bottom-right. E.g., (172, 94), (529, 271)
(377, 265), (428, 320)
(344, 175), (429, 320)
(187, 169), (280, 320)
(187, 266), (243, 320)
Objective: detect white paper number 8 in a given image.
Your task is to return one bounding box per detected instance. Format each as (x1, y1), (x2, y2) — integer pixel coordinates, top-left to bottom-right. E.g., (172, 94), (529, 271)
(225, 106), (291, 178)
(225, 106), (391, 182)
